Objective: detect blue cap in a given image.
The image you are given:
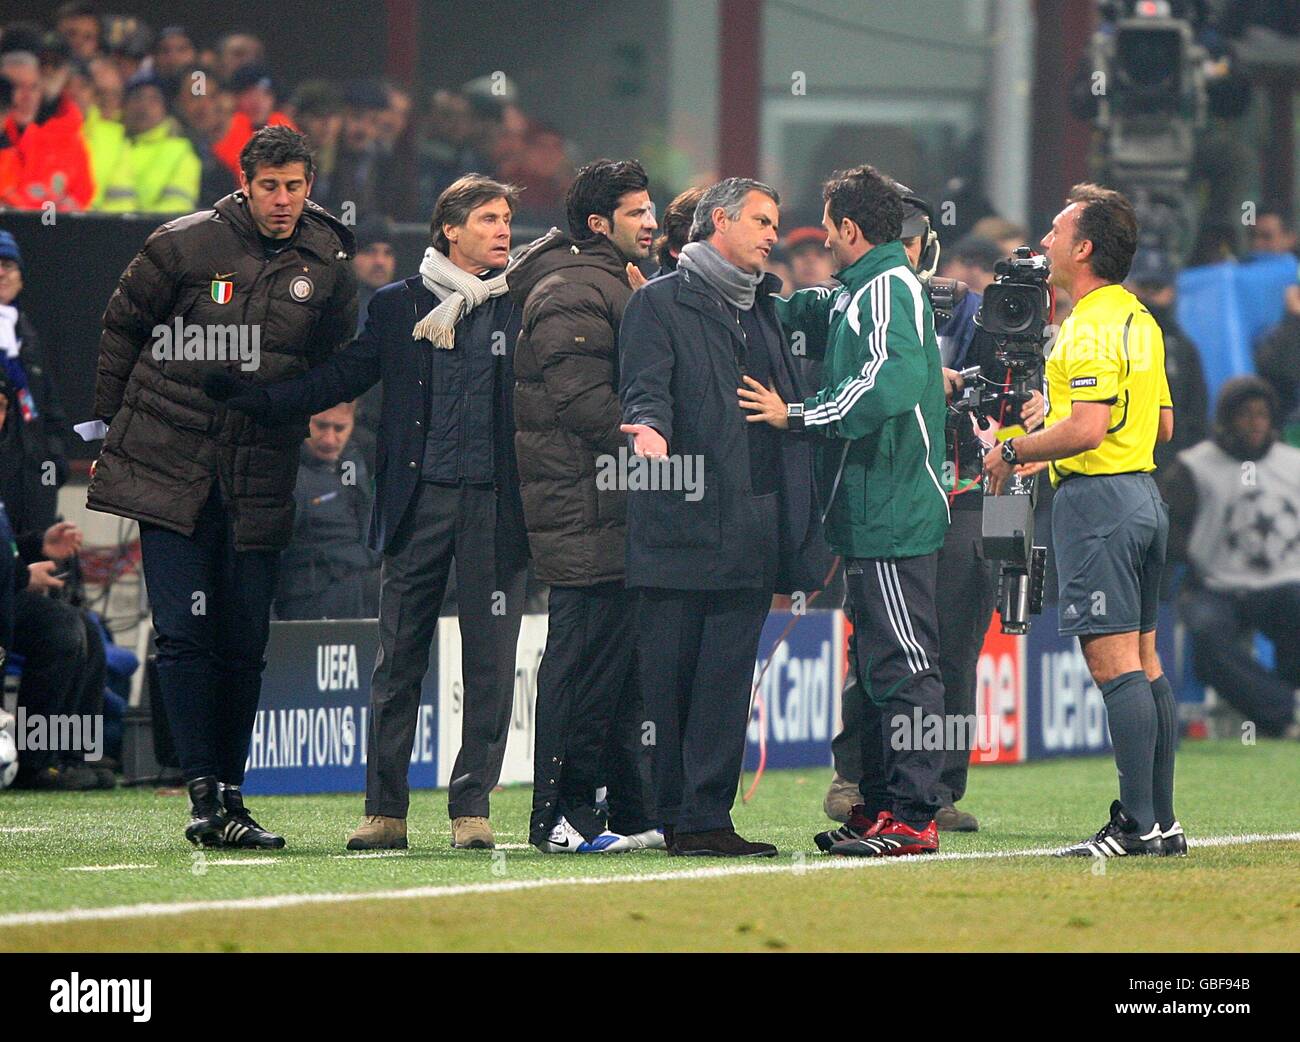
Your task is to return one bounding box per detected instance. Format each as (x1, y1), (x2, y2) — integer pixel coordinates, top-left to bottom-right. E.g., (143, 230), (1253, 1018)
(0, 230), (21, 270)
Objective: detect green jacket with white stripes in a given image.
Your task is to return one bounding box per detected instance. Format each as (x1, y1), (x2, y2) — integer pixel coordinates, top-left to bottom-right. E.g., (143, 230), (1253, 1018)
(775, 239), (949, 561)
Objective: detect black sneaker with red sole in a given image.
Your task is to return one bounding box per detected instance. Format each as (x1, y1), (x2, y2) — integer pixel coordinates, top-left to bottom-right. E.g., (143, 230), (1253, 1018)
(814, 805), (886, 853)
(829, 815), (939, 857)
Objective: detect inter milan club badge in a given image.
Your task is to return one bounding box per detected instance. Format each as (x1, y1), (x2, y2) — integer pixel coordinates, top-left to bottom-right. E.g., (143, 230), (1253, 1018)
(290, 275), (314, 301)
(210, 279), (233, 304)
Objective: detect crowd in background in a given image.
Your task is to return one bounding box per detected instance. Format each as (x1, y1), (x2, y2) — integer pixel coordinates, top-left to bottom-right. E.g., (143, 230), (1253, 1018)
(0, 4), (575, 224)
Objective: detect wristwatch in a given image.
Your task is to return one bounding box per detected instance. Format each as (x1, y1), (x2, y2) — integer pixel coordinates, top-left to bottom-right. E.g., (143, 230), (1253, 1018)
(786, 402), (805, 431)
(1001, 438), (1019, 465)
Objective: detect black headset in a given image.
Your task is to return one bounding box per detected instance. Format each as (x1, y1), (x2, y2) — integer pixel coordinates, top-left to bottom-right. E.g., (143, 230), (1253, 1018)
(895, 183), (942, 280)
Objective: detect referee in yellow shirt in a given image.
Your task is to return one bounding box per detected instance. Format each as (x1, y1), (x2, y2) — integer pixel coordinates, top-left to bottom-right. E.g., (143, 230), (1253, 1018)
(984, 184), (1183, 859)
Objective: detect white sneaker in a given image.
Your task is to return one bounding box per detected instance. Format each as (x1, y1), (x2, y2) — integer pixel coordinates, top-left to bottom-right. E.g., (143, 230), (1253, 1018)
(537, 816), (587, 853)
(577, 830), (633, 852)
(537, 815), (643, 853)
(619, 828), (666, 850)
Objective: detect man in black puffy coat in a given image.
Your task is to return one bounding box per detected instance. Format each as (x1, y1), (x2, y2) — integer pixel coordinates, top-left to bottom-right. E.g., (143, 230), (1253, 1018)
(88, 126), (358, 849)
(508, 159), (661, 852)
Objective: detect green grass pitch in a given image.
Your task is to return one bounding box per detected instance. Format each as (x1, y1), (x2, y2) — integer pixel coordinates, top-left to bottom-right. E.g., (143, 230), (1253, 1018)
(1, 740), (1297, 952)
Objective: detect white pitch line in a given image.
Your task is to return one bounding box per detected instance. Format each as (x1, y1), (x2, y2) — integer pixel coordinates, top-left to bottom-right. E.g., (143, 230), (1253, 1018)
(63, 864), (157, 873)
(3, 831), (1296, 930)
(0, 826), (52, 834)
(201, 858), (280, 866)
(329, 851), (408, 859)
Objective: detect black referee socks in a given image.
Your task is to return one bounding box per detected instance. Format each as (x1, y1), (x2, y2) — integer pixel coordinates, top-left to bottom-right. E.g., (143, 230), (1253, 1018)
(1100, 670), (1158, 834)
(1149, 673), (1178, 832)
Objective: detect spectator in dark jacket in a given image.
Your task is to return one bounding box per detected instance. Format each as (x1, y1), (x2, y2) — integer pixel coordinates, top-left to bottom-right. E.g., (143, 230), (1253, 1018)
(0, 497), (13, 670)
(0, 231), (71, 534)
(1254, 281), (1300, 436)
(1127, 249), (1209, 471)
(172, 67), (236, 207)
(1, 376), (107, 791)
(87, 127), (357, 849)
(289, 79), (344, 206)
(206, 174), (536, 854)
(651, 185), (703, 277)
(508, 159), (660, 853)
(274, 401), (379, 620)
(1159, 377), (1300, 738)
(619, 177), (830, 857)
(320, 79), (386, 219)
(347, 217), (397, 471)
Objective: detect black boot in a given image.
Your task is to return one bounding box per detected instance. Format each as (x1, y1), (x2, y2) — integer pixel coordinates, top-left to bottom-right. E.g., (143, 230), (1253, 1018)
(670, 828), (777, 858)
(1054, 800), (1164, 858)
(185, 776), (228, 847)
(220, 784), (286, 850)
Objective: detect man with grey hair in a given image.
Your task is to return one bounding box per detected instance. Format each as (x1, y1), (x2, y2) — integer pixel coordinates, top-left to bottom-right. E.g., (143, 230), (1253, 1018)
(618, 177), (829, 857)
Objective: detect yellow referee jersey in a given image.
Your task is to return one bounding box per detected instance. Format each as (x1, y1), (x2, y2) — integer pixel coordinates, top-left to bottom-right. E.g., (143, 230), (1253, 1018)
(1044, 283), (1171, 485)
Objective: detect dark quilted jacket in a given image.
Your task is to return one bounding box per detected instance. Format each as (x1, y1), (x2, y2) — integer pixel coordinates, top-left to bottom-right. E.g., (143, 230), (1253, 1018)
(87, 192), (357, 551)
(508, 231), (632, 587)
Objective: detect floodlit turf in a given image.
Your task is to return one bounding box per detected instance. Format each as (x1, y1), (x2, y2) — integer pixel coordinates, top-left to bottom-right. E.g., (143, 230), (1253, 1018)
(1, 740), (1297, 952)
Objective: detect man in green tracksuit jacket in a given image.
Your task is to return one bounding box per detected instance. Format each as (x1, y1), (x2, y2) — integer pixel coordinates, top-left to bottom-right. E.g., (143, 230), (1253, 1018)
(740, 165), (949, 857)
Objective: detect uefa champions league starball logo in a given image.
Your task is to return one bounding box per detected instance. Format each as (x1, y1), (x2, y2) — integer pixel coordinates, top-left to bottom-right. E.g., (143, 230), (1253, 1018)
(1222, 489), (1300, 575)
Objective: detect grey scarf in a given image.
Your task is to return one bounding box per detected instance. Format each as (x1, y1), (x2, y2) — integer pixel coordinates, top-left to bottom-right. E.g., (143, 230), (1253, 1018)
(678, 241), (763, 311)
(413, 230), (556, 348)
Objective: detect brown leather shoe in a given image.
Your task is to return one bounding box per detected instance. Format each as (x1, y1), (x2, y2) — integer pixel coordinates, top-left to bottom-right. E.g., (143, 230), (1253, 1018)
(346, 815), (408, 850)
(451, 815), (495, 849)
(935, 804), (979, 832)
(823, 773), (859, 823)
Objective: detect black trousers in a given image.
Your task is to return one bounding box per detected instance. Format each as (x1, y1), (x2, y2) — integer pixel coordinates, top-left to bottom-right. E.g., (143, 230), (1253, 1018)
(11, 592), (107, 779)
(529, 582), (655, 843)
(833, 512), (994, 807)
(275, 571), (371, 621)
(638, 586), (770, 834)
(839, 553), (945, 829)
(139, 486), (278, 784)
(366, 482), (525, 819)
(1180, 580), (1300, 736)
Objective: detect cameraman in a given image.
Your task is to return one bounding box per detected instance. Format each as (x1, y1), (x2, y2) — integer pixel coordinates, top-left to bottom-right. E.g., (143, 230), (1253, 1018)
(983, 184), (1179, 859)
(823, 198), (1045, 832)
